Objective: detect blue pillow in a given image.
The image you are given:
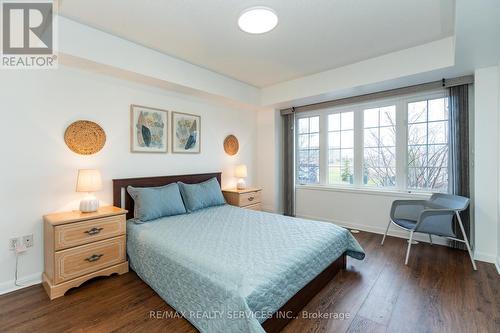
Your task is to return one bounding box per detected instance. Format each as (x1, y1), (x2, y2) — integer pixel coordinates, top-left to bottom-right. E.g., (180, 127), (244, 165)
(178, 178), (226, 212)
(127, 183), (186, 222)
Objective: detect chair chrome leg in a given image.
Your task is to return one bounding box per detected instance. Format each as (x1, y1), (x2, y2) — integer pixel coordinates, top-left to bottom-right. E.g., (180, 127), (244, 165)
(381, 220), (391, 245)
(405, 230), (414, 265)
(456, 212), (477, 271)
(428, 234), (433, 245)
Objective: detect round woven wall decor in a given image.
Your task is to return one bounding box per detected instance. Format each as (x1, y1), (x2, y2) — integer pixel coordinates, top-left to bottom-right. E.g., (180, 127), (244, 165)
(223, 135), (239, 156)
(64, 120), (106, 155)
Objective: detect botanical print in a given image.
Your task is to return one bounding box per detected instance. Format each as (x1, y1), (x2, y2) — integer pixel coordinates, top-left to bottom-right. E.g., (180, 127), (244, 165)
(172, 112), (201, 153)
(130, 105), (168, 153)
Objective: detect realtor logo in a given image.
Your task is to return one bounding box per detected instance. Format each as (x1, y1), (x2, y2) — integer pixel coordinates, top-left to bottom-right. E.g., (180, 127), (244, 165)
(1, 0), (57, 68)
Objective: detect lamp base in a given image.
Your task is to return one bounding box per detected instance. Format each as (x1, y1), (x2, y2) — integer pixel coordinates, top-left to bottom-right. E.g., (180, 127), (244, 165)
(236, 178), (246, 190)
(80, 195), (99, 213)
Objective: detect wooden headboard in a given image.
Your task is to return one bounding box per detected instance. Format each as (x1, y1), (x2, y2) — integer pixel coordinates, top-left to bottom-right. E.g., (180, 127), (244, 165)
(113, 172), (222, 220)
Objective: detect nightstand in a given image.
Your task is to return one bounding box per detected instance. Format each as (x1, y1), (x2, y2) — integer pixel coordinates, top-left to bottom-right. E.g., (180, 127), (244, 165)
(42, 206), (129, 300)
(222, 188), (262, 211)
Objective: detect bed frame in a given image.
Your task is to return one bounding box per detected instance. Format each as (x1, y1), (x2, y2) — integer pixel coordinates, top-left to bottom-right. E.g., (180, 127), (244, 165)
(112, 172), (347, 333)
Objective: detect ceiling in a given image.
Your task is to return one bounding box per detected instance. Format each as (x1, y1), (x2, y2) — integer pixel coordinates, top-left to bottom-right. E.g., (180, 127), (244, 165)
(59, 0), (455, 88)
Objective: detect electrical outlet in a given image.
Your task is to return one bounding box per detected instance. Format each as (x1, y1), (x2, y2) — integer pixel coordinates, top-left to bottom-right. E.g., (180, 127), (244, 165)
(9, 237), (19, 250)
(23, 234), (34, 248)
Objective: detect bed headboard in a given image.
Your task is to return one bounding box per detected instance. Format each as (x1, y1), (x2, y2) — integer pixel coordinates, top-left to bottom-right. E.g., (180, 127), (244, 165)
(113, 172), (222, 220)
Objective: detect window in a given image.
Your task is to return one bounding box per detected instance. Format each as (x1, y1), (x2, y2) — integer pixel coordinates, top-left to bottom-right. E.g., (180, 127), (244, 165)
(297, 116), (320, 184)
(363, 105), (396, 187)
(295, 90), (450, 193)
(407, 97), (449, 192)
(328, 112), (354, 184)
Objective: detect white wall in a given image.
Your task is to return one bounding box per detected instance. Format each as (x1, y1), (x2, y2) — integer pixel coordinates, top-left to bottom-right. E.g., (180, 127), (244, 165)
(295, 188), (439, 244)
(0, 65), (257, 293)
(59, 17), (261, 107)
(261, 37), (455, 107)
(474, 66), (499, 263)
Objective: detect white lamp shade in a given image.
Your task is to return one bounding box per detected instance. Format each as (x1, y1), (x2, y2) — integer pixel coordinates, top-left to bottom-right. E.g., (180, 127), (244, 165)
(76, 169), (102, 192)
(235, 165), (248, 178)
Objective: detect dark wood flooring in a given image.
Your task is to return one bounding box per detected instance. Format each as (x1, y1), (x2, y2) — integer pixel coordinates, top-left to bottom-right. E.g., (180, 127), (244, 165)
(0, 232), (498, 333)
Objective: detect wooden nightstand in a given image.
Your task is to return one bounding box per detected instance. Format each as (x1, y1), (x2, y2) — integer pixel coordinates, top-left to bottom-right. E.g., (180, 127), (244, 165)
(222, 188), (262, 211)
(42, 206), (129, 300)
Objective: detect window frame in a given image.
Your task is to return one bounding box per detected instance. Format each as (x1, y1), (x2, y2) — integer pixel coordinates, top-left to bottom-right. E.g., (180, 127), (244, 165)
(294, 89), (450, 194)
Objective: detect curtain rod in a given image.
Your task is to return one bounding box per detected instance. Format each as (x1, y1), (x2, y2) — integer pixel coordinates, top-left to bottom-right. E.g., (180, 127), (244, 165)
(280, 75), (474, 115)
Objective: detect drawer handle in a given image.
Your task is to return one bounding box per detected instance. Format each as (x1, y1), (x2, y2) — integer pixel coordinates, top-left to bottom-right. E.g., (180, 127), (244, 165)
(85, 254), (103, 262)
(84, 227), (103, 236)
(248, 197), (255, 201)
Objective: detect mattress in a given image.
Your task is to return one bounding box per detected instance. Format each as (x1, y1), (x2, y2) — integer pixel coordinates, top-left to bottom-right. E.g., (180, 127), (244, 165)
(127, 204), (364, 333)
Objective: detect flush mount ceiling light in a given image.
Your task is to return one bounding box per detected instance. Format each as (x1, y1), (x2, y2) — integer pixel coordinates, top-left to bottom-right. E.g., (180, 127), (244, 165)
(238, 7), (278, 34)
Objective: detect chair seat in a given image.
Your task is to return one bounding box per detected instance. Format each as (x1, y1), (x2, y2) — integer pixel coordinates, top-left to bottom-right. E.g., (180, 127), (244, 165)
(392, 218), (417, 230)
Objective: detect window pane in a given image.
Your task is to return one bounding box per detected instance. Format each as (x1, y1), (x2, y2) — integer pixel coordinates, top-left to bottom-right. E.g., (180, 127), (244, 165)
(428, 98), (448, 121)
(364, 167), (396, 186)
(429, 168), (448, 192)
(428, 144), (448, 167)
(364, 128), (378, 148)
(380, 127), (395, 146)
(298, 134), (309, 149)
(309, 149), (320, 165)
(328, 113), (340, 131)
(408, 145), (427, 168)
(364, 148), (379, 167)
(298, 118), (309, 134)
(408, 101), (427, 123)
(329, 166), (341, 184)
(380, 146), (396, 167)
(310, 116), (319, 133)
(329, 132), (340, 148)
(380, 106), (395, 126)
(309, 133), (319, 148)
(341, 112), (354, 130)
(408, 167), (427, 189)
(364, 108), (379, 128)
(298, 150), (309, 165)
(329, 149), (341, 166)
(408, 123), (427, 145)
(340, 163), (353, 184)
(341, 130), (354, 148)
(428, 121), (447, 144)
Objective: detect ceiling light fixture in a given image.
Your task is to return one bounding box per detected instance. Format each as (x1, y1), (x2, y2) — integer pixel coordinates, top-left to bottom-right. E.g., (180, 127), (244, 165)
(238, 7), (278, 34)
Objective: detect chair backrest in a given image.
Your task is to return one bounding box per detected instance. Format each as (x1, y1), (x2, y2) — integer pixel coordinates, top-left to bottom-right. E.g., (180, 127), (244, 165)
(429, 193), (470, 211)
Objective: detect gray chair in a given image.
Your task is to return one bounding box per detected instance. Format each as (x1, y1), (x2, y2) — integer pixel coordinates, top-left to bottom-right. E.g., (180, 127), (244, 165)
(381, 193), (476, 270)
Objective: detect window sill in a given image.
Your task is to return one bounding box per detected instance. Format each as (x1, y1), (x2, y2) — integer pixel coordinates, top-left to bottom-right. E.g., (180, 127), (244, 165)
(295, 184), (432, 199)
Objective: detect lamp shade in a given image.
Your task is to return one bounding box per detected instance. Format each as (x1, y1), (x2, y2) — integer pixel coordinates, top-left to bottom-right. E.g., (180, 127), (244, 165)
(76, 169), (102, 192)
(235, 164), (248, 178)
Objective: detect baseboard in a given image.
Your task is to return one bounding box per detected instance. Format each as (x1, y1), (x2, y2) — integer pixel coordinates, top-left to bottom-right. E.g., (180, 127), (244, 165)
(495, 258), (500, 274)
(0, 272), (42, 296)
(472, 251), (497, 264)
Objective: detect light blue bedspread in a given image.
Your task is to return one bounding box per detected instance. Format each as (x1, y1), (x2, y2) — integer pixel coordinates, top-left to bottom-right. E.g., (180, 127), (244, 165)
(127, 205), (364, 333)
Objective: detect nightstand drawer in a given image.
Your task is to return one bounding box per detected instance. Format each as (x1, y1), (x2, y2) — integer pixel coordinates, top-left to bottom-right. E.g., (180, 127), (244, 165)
(239, 191), (261, 207)
(54, 215), (126, 250)
(245, 203), (261, 211)
(53, 236), (126, 284)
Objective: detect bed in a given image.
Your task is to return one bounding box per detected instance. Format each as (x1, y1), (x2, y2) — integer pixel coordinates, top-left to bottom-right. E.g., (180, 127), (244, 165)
(113, 173), (364, 333)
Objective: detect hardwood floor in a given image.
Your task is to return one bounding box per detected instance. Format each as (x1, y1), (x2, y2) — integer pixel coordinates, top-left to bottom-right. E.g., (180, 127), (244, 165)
(0, 232), (498, 333)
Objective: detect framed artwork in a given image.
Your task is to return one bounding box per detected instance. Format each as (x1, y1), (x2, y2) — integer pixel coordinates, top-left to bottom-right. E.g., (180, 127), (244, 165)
(130, 105), (168, 153)
(172, 111), (201, 154)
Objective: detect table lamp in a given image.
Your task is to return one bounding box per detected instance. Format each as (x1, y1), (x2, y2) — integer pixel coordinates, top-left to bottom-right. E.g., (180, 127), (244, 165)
(235, 164), (248, 190)
(76, 169), (102, 212)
